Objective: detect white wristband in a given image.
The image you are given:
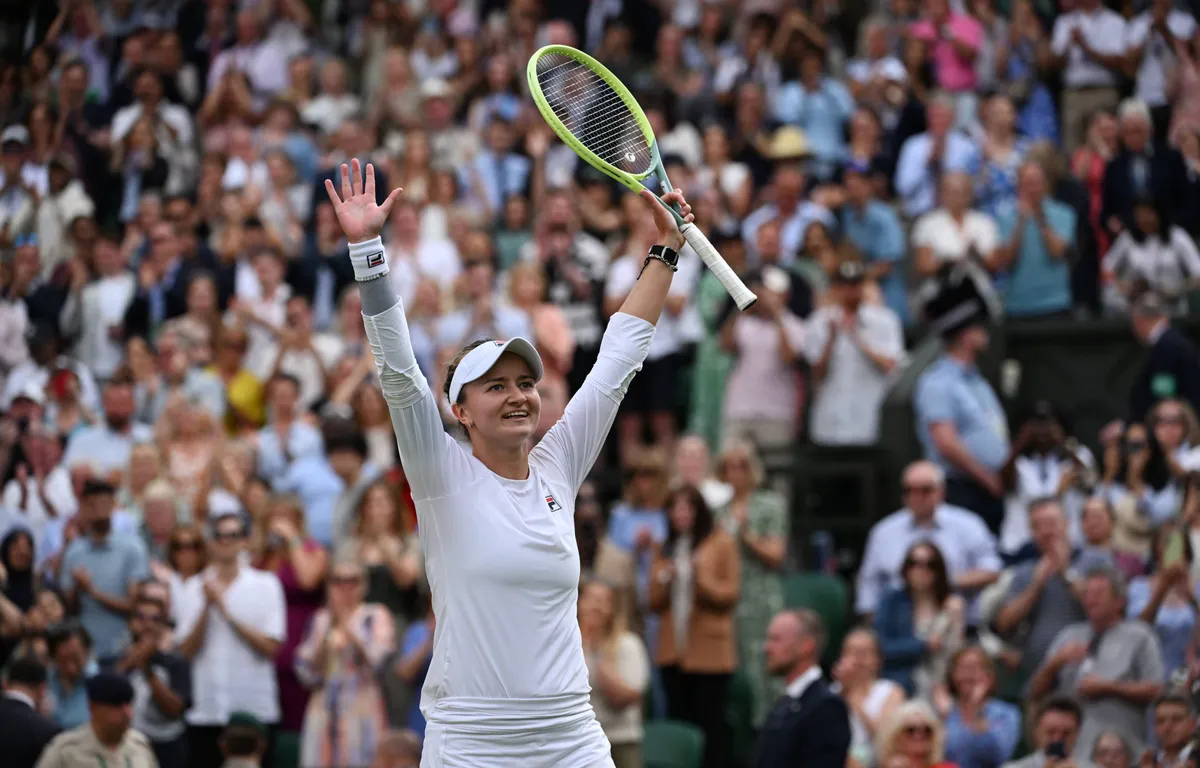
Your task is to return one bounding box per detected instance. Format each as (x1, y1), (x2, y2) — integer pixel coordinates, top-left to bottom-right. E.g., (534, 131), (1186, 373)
(348, 237), (389, 282)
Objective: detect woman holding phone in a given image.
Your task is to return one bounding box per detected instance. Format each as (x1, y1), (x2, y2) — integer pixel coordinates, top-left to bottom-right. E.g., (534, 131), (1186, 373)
(1126, 522), (1199, 679)
(324, 160), (693, 767)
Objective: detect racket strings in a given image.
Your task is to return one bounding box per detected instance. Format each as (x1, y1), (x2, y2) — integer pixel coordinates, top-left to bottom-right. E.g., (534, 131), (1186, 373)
(534, 53), (652, 175)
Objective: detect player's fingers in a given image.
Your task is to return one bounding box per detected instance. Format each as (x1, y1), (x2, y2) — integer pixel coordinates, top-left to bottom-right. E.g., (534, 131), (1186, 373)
(379, 187), (404, 217)
(365, 163), (376, 199)
(339, 164), (352, 201)
(324, 178), (341, 206)
(351, 158), (363, 196)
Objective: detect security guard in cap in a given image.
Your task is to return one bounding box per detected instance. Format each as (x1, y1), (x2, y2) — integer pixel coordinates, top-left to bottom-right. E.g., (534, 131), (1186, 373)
(34, 671), (157, 767)
(913, 262), (1010, 535)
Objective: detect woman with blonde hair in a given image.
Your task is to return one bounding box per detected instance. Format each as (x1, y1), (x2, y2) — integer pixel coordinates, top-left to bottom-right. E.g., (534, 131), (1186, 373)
(296, 558), (395, 768)
(254, 495), (330, 737)
(579, 579), (651, 768)
(876, 700), (958, 768)
(715, 438), (788, 728)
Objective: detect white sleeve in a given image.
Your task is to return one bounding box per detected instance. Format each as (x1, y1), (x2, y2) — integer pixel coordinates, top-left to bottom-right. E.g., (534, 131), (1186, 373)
(259, 572), (287, 642)
(530, 312), (654, 491)
(173, 577), (204, 641)
(362, 295), (474, 502)
(1172, 228), (1200, 277)
(1051, 18), (1071, 56)
(1102, 233), (1132, 275)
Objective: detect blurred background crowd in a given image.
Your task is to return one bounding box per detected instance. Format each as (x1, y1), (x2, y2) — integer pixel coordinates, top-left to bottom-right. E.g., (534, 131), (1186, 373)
(0, 0), (1199, 767)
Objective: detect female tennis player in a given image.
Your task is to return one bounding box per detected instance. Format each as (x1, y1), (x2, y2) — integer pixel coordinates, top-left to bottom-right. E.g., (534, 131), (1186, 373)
(325, 159), (692, 767)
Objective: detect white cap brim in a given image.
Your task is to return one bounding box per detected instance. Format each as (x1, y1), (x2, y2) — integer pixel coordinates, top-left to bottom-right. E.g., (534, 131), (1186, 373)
(448, 337), (544, 404)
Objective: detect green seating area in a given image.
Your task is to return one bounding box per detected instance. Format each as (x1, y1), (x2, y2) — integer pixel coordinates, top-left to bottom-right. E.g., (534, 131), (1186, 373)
(783, 572), (852, 668)
(643, 720), (706, 768)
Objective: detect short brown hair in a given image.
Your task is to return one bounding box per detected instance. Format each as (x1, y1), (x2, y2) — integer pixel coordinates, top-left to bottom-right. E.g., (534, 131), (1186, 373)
(442, 339), (491, 404)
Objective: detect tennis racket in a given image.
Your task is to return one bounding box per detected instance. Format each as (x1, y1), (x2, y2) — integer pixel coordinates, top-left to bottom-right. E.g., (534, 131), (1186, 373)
(527, 45), (757, 311)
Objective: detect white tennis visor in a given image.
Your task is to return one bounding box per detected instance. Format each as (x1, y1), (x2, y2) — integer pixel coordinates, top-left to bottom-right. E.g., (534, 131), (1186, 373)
(447, 337), (544, 404)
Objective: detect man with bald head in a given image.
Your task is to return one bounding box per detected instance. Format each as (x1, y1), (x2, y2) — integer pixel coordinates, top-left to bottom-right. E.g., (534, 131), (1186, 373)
(751, 609), (850, 768)
(856, 460), (1001, 618)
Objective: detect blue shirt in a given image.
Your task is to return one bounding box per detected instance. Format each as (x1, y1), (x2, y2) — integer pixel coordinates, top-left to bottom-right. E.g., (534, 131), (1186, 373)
(915, 356), (1010, 478)
(63, 423), (155, 476)
(257, 421), (324, 484)
(774, 78), (855, 179)
(275, 454), (344, 547)
(996, 199), (1076, 318)
(894, 131), (981, 218)
(48, 659), (99, 729)
(944, 699), (1022, 768)
(840, 202), (908, 323)
(60, 534), (149, 657)
(741, 202), (838, 262)
(607, 503), (669, 607)
(459, 150), (532, 214)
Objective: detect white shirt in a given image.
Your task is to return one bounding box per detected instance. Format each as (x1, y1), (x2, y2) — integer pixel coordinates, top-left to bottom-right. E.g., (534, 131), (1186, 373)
(362, 296), (651, 760)
(1127, 10), (1197, 106)
(0, 466), (78, 568)
(175, 566), (287, 725)
(785, 665), (823, 698)
(804, 303), (906, 446)
(912, 209), (1000, 265)
(111, 102), (195, 147)
(384, 237), (462, 306)
(1102, 227), (1200, 298)
(1052, 8), (1128, 88)
(60, 273), (137, 379)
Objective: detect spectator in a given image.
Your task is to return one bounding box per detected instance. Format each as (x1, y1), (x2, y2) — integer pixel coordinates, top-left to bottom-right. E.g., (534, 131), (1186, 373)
(0, 654), (59, 768)
(44, 621), (95, 730)
(1152, 695), (1196, 768)
(1079, 496), (1143, 580)
(58, 235), (134, 381)
(1050, 0), (1127, 153)
(857, 460), (1001, 618)
(875, 700), (958, 768)
(579, 578), (650, 768)
(805, 259), (905, 446)
(59, 478), (148, 659)
(915, 273), (1009, 534)
(0, 529), (37, 658)
(941, 645), (1022, 768)
(774, 48), (855, 181)
(219, 711), (269, 768)
(1126, 522), (1197, 680)
(98, 591), (190, 766)
(992, 162), (1077, 319)
(1102, 100), (1189, 239)
(35, 671), (157, 768)
(672, 435), (733, 512)
(838, 160), (908, 323)
(1001, 696), (1090, 768)
(649, 485), (739, 768)
(753, 608), (852, 768)
(1030, 566), (1164, 759)
(1102, 421), (1177, 549)
(295, 559), (394, 768)
(742, 164), (836, 258)
(911, 173), (998, 304)
(61, 375), (152, 478)
(373, 729), (423, 768)
(1127, 293), (1200, 422)
(252, 495), (328, 737)
(1102, 196), (1200, 315)
(1091, 731), (1132, 768)
(995, 497), (1093, 685)
(895, 94), (981, 219)
(716, 438), (789, 726)
(718, 266), (806, 452)
(832, 628), (905, 768)
(177, 512), (286, 768)
(876, 541), (966, 701)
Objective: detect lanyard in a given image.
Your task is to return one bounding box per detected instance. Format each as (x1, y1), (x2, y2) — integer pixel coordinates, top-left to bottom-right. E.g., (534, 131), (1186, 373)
(96, 753), (134, 768)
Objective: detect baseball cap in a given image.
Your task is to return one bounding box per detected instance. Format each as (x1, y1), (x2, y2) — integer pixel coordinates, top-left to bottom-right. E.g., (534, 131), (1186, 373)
(11, 381), (45, 407)
(447, 338), (544, 404)
(1, 125), (29, 148)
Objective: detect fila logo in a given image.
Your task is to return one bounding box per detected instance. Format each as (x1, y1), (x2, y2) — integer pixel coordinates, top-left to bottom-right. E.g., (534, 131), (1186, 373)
(545, 494), (562, 513)
(366, 251), (385, 268)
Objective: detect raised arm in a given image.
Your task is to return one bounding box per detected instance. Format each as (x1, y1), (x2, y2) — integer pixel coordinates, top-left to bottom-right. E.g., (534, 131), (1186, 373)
(531, 191), (693, 490)
(326, 160), (473, 501)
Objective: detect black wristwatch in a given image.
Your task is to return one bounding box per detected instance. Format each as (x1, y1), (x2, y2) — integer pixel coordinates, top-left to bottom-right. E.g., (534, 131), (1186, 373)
(640, 244), (679, 277)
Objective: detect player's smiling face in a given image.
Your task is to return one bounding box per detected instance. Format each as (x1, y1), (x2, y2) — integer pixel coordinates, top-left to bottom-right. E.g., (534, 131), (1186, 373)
(459, 352), (541, 445)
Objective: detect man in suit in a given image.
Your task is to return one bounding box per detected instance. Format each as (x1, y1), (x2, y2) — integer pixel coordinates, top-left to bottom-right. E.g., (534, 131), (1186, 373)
(751, 609), (851, 768)
(1101, 99), (1188, 237)
(1128, 292), (1200, 421)
(0, 654), (61, 768)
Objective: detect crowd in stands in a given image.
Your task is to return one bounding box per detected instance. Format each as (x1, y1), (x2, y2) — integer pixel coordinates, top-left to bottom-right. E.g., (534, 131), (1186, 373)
(0, 0), (1199, 767)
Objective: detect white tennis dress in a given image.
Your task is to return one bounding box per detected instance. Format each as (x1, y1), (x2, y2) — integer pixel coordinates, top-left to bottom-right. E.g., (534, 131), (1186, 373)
(361, 271), (653, 768)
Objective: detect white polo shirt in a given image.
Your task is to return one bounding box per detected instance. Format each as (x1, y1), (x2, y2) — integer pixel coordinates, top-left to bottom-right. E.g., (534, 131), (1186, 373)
(175, 566), (287, 725)
(1052, 8), (1129, 88)
(1127, 10), (1198, 106)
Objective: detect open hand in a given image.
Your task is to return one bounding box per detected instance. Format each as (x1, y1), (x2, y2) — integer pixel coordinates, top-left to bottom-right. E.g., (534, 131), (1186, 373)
(324, 159), (403, 243)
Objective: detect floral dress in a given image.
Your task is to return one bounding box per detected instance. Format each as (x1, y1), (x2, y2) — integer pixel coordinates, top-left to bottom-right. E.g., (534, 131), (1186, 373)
(296, 603), (395, 768)
(975, 138), (1030, 218)
(720, 490), (788, 726)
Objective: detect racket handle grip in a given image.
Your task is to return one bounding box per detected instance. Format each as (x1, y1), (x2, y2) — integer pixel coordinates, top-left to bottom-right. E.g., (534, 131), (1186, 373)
(680, 223), (757, 311)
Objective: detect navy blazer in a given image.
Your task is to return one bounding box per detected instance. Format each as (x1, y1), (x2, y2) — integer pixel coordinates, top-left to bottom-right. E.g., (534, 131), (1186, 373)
(0, 693), (61, 768)
(875, 587), (923, 695)
(751, 676), (851, 768)
(1101, 146), (1189, 232)
(1129, 325), (1200, 421)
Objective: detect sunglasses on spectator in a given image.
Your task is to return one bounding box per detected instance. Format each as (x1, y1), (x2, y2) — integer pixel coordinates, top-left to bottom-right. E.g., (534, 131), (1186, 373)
(902, 484), (937, 495)
(903, 724), (934, 738)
